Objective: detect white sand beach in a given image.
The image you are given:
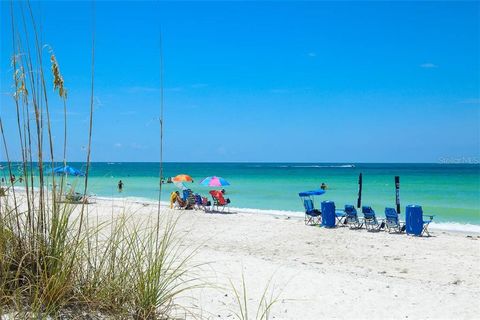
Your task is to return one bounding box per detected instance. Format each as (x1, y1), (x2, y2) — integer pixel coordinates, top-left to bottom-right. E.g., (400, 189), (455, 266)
(72, 196), (480, 320)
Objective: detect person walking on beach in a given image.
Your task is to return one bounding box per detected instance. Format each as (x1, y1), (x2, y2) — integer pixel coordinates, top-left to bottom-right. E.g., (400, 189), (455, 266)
(118, 180), (124, 192)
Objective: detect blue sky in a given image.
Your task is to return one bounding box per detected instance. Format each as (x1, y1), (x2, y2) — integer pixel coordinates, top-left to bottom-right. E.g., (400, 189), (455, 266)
(1, 1), (479, 162)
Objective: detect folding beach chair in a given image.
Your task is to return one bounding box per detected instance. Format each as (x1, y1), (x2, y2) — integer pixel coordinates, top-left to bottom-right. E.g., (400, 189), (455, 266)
(194, 194), (211, 212)
(171, 191), (186, 210)
(421, 215), (434, 236)
(182, 189), (190, 202)
(65, 191), (87, 204)
(362, 206), (384, 231)
(321, 201), (346, 228)
(209, 190), (230, 212)
(174, 198), (186, 210)
(185, 190), (196, 210)
(344, 205), (363, 229)
(202, 196), (211, 212)
(298, 189), (326, 226)
(335, 209), (346, 226)
(303, 199), (322, 226)
(194, 194), (203, 210)
(405, 205), (435, 237)
(384, 207), (406, 233)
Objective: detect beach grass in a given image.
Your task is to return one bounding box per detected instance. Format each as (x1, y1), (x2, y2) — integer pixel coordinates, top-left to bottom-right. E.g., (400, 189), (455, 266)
(0, 2), (202, 319)
(230, 273), (280, 320)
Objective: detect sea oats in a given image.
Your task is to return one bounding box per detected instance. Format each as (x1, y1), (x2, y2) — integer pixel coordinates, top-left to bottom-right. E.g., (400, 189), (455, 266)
(50, 54), (67, 99)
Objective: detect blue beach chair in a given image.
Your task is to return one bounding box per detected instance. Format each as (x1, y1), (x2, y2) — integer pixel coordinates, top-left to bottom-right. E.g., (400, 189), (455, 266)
(182, 189), (190, 201)
(321, 201), (347, 227)
(180, 189), (195, 210)
(406, 205), (435, 236)
(384, 207), (406, 233)
(362, 206), (384, 231)
(303, 199), (322, 225)
(298, 189), (326, 226)
(321, 201), (336, 228)
(343, 205), (363, 229)
(421, 215), (434, 237)
(335, 208), (346, 226)
(194, 194), (207, 211)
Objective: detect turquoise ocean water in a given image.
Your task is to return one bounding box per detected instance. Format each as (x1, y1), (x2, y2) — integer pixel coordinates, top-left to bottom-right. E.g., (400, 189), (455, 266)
(2, 162), (479, 229)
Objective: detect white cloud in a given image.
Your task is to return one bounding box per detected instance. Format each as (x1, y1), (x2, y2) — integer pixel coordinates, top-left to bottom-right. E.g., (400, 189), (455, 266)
(420, 63), (438, 68)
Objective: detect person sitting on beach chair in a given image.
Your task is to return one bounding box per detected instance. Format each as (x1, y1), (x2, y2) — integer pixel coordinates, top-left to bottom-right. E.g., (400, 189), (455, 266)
(170, 191), (186, 209)
(209, 190), (230, 212)
(185, 189), (196, 210)
(170, 191), (179, 209)
(176, 197), (187, 209)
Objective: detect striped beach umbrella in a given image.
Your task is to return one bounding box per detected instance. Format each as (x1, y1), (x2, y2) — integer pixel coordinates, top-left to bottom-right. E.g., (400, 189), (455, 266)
(172, 174), (193, 182)
(200, 176), (230, 187)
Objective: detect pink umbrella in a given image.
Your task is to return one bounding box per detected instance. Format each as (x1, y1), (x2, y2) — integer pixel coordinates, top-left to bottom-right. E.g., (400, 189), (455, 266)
(200, 176), (230, 187)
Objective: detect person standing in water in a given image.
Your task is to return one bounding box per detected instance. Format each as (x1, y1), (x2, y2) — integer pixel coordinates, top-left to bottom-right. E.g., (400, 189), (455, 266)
(118, 180), (124, 192)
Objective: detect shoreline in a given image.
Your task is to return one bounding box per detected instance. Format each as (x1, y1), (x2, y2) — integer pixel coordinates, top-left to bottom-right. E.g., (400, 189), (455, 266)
(7, 186), (480, 234)
(93, 194), (480, 234)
